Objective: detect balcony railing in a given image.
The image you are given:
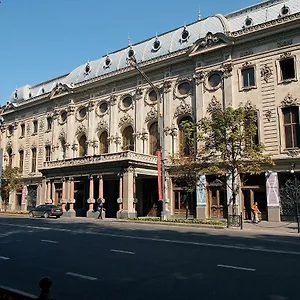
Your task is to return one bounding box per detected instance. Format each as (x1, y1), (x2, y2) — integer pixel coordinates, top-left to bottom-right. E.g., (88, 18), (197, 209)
(42, 151), (158, 170)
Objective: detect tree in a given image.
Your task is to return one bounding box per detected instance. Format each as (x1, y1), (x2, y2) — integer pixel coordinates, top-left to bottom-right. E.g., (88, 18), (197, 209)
(198, 98), (274, 214)
(1, 166), (23, 211)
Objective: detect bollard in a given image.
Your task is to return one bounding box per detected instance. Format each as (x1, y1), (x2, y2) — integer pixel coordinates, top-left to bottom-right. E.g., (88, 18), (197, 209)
(37, 277), (53, 300)
(240, 212), (243, 230)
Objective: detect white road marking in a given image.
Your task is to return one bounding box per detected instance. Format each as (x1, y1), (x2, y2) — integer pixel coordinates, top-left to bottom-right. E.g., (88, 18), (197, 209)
(2, 222), (300, 256)
(41, 239), (58, 244)
(110, 249), (135, 255)
(0, 256), (10, 260)
(66, 272), (97, 281)
(0, 285), (37, 298)
(217, 264), (256, 272)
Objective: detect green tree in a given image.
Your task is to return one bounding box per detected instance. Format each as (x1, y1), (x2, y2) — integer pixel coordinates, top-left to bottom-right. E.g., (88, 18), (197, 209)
(1, 166), (23, 211)
(199, 98), (274, 214)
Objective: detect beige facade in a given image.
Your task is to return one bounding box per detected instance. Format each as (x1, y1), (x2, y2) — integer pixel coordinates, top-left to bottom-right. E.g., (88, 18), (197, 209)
(1, 1), (300, 221)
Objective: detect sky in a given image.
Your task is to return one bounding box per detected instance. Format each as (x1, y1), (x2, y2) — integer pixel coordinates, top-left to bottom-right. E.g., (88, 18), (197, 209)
(0, 0), (261, 105)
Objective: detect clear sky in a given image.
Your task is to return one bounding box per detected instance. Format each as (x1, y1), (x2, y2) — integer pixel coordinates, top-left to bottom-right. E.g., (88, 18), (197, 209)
(0, 0), (260, 105)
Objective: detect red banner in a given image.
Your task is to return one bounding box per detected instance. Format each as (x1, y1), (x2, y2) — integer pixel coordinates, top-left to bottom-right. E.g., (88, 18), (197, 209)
(157, 149), (162, 201)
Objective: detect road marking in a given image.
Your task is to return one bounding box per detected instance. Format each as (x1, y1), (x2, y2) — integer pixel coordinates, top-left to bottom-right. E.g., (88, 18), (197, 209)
(2, 222), (300, 256)
(217, 264), (256, 272)
(0, 285), (37, 298)
(0, 256), (10, 260)
(41, 239), (58, 244)
(110, 249), (135, 255)
(66, 272), (97, 281)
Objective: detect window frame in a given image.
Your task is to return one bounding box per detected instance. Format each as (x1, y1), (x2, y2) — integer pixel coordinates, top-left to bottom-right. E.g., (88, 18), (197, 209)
(31, 148), (37, 173)
(19, 150), (24, 171)
(281, 106), (300, 149)
(276, 53), (297, 85)
(20, 123), (25, 138)
(45, 146), (51, 162)
(238, 63), (257, 91)
(32, 120), (38, 135)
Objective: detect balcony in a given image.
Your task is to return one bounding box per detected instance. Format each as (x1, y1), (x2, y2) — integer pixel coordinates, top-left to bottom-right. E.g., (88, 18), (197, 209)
(41, 151), (158, 170)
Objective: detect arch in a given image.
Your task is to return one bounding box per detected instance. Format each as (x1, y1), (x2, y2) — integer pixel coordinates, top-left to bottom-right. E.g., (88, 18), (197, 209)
(122, 126), (134, 151)
(99, 131), (109, 154)
(178, 115), (194, 156)
(149, 121), (159, 155)
(78, 134), (87, 157)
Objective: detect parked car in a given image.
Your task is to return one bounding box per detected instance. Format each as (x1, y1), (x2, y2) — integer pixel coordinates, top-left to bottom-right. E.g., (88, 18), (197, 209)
(29, 205), (63, 218)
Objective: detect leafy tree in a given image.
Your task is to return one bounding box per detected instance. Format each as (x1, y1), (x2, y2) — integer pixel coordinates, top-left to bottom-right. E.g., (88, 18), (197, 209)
(1, 166), (23, 211)
(198, 99), (274, 214)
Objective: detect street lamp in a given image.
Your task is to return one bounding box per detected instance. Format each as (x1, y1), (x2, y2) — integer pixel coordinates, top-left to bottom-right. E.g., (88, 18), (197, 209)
(128, 56), (166, 220)
(290, 162), (300, 233)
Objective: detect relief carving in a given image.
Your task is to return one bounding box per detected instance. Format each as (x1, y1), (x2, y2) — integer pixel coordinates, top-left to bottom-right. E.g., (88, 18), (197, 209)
(199, 32), (220, 48)
(193, 71), (205, 85)
(118, 113), (134, 128)
(173, 102), (192, 118)
(95, 120), (108, 132)
(281, 93), (298, 107)
(260, 64), (272, 83)
(145, 108), (158, 123)
(76, 124), (87, 136)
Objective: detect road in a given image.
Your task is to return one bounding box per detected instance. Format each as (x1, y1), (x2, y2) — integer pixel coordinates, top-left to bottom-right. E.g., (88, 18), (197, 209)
(0, 215), (300, 300)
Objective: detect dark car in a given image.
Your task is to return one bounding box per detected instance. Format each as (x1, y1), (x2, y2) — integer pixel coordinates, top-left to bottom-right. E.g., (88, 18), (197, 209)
(29, 205), (63, 219)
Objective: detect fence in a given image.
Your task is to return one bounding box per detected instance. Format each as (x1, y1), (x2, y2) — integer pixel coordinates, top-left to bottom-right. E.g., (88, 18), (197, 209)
(227, 213), (243, 229)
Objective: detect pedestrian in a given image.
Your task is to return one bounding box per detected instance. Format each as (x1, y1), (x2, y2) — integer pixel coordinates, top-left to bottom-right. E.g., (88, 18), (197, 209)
(251, 202), (260, 224)
(97, 198), (103, 219)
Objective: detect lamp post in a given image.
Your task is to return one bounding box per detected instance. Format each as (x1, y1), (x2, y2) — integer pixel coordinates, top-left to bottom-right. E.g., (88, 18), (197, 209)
(290, 163), (300, 233)
(129, 56), (166, 220)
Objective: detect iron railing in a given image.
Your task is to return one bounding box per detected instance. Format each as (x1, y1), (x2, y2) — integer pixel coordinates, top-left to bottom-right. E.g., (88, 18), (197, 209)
(227, 213), (243, 229)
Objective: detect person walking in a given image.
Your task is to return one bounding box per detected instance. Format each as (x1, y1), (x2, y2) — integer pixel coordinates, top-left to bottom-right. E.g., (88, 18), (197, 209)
(97, 198), (103, 219)
(251, 202), (260, 224)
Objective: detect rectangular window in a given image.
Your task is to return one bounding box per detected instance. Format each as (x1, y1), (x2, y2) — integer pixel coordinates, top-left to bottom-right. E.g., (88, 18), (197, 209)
(31, 148), (37, 172)
(242, 67), (255, 87)
(20, 124), (25, 137)
(280, 58), (295, 80)
(47, 117), (52, 131)
(19, 150), (24, 171)
(45, 146), (51, 162)
(33, 120), (38, 134)
(282, 106), (300, 148)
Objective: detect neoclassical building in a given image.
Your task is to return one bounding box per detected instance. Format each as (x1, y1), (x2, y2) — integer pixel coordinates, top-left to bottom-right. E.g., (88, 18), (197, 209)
(1, 0), (300, 221)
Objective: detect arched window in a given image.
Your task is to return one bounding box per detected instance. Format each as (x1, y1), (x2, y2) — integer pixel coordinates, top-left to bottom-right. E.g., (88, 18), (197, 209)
(78, 135), (87, 157)
(99, 131), (108, 154)
(122, 126), (134, 151)
(179, 116), (193, 156)
(61, 139), (67, 159)
(149, 122), (159, 155)
(7, 148), (13, 167)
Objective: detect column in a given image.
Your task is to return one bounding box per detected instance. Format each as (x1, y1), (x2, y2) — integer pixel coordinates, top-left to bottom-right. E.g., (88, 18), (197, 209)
(196, 175), (207, 219)
(51, 182), (56, 205)
(265, 172), (280, 222)
(66, 100), (75, 159)
(69, 178), (75, 211)
(61, 178), (66, 212)
(118, 167), (136, 218)
(98, 175), (104, 200)
(87, 176), (95, 213)
(46, 181), (51, 204)
(117, 174), (123, 214)
(133, 172), (137, 211)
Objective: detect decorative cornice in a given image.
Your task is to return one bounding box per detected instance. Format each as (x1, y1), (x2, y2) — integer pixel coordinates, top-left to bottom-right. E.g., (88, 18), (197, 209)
(95, 120), (108, 132)
(280, 52), (292, 60)
(173, 102), (192, 118)
(163, 80), (172, 94)
(281, 93), (298, 107)
(118, 113), (134, 128)
(145, 108), (158, 123)
(75, 124), (87, 136)
(193, 71), (205, 85)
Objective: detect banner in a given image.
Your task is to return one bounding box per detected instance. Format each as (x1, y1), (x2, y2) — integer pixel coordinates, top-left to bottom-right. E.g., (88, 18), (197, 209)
(21, 186), (26, 205)
(0, 149), (3, 189)
(196, 175), (206, 207)
(266, 172), (280, 207)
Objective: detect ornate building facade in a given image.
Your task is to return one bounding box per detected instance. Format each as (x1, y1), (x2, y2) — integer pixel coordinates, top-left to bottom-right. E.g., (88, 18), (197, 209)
(1, 0), (300, 221)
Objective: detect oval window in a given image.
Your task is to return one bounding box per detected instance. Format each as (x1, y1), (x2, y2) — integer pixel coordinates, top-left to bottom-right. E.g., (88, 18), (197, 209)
(182, 29), (189, 41)
(122, 96), (132, 108)
(178, 82), (191, 96)
(148, 90), (158, 102)
(208, 73), (222, 88)
(99, 102), (108, 113)
(61, 111), (67, 122)
(78, 107), (87, 119)
(105, 57), (111, 67)
(128, 49), (134, 58)
(281, 5), (289, 15)
(245, 17), (253, 27)
(153, 40), (160, 51)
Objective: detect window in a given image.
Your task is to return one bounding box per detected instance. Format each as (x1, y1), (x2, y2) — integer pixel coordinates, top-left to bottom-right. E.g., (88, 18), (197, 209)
(46, 117), (52, 131)
(149, 122), (159, 155)
(179, 116), (193, 156)
(8, 125), (14, 136)
(61, 139), (66, 159)
(33, 120), (38, 134)
(280, 58), (295, 81)
(208, 73), (222, 88)
(177, 82), (191, 96)
(20, 124), (25, 137)
(122, 96), (132, 108)
(99, 131), (108, 154)
(282, 106), (300, 149)
(148, 89), (158, 102)
(7, 148), (13, 167)
(19, 150), (24, 171)
(45, 146), (51, 162)
(78, 135), (87, 157)
(242, 67), (255, 87)
(31, 148), (37, 172)
(122, 126), (134, 151)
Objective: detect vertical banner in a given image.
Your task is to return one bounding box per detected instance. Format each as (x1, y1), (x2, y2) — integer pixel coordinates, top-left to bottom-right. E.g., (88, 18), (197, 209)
(157, 149), (162, 201)
(21, 186), (26, 205)
(196, 175), (206, 207)
(266, 172), (280, 207)
(0, 149), (3, 185)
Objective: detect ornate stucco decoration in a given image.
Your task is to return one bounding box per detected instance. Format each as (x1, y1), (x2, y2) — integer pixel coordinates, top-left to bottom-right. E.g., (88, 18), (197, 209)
(265, 109), (272, 122)
(145, 108), (158, 123)
(18, 145), (24, 151)
(39, 119), (44, 130)
(58, 129), (66, 141)
(107, 136), (115, 144)
(6, 140), (12, 150)
(95, 120), (108, 133)
(26, 122), (31, 135)
(114, 135), (121, 145)
(45, 139), (52, 146)
(88, 99), (96, 112)
(109, 94), (117, 106)
(134, 128), (148, 141)
(135, 87), (143, 99)
(260, 64), (272, 83)
(164, 124), (177, 137)
(221, 63), (233, 78)
(193, 71), (205, 85)
(49, 83), (73, 99)
(242, 61), (254, 69)
(71, 142), (78, 151)
(173, 78), (193, 100)
(281, 93), (298, 107)
(173, 102), (192, 118)
(163, 80), (172, 94)
(280, 52), (292, 60)
(199, 32), (220, 48)
(287, 149), (300, 157)
(75, 124), (87, 136)
(118, 113), (134, 128)
(67, 100), (76, 116)
(209, 95), (222, 110)
(31, 142), (37, 149)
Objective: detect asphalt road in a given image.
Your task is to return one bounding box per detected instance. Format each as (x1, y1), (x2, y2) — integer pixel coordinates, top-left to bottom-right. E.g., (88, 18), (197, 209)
(1, 215), (300, 300)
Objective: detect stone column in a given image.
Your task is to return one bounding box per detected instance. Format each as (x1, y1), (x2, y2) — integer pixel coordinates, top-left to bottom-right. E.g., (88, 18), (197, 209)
(266, 172), (280, 222)
(41, 178), (47, 205)
(65, 177), (76, 217)
(98, 175), (104, 200)
(118, 167), (137, 218)
(51, 182), (56, 205)
(116, 174), (123, 216)
(46, 181), (51, 204)
(61, 178), (67, 212)
(196, 175), (207, 219)
(87, 176), (95, 217)
(66, 100), (75, 159)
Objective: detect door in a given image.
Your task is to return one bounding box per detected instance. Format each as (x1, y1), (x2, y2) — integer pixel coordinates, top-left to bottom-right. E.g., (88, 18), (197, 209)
(173, 190), (195, 217)
(207, 187), (227, 218)
(242, 188), (267, 220)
